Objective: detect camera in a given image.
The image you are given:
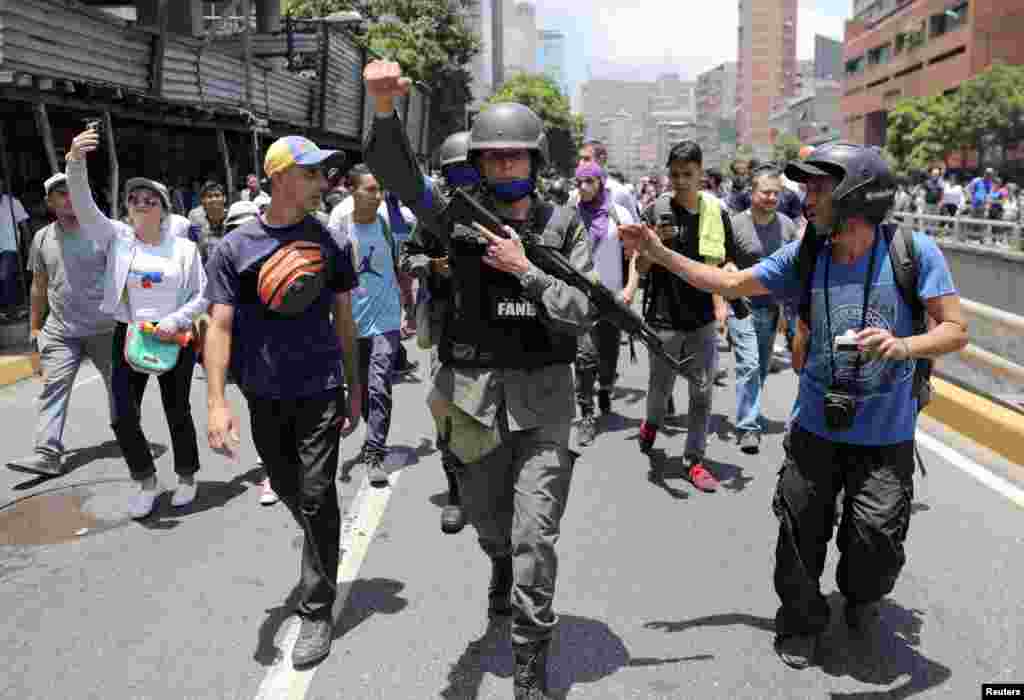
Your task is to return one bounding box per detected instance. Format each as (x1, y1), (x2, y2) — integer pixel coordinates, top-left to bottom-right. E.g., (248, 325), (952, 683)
(833, 335), (860, 352)
(823, 388), (857, 431)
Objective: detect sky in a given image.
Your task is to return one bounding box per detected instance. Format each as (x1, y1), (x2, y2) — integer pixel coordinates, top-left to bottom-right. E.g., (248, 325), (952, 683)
(532, 0), (850, 95)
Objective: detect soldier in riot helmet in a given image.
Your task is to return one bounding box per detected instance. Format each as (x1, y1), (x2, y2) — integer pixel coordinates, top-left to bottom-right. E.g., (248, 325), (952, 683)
(365, 59), (596, 699)
(399, 129), (478, 536)
(619, 142), (967, 670)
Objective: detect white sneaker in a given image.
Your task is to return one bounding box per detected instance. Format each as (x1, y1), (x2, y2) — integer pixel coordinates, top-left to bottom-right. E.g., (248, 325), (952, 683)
(171, 479), (198, 508)
(259, 477), (278, 506)
(129, 484), (161, 519)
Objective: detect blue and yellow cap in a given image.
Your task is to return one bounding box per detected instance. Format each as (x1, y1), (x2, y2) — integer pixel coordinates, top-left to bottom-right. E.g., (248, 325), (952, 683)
(264, 136), (341, 178)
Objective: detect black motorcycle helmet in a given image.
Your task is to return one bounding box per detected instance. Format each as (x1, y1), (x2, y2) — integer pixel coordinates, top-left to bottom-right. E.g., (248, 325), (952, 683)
(438, 130), (471, 169)
(785, 142), (895, 230)
(468, 102), (549, 174)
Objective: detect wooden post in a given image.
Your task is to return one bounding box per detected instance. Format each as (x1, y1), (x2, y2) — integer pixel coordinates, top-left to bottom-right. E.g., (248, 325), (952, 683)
(318, 22), (329, 131)
(150, 0), (169, 97)
(0, 119), (12, 194)
(251, 129), (260, 183)
(33, 103), (59, 174)
(217, 129), (235, 204)
(241, 0), (253, 110)
(103, 111), (120, 221)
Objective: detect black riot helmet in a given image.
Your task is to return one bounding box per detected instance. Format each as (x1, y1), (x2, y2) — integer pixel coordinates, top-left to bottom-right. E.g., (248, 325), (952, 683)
(785, 142), (895, 231)
(438, 131), (471, 169)
(468, 102), (549, 168)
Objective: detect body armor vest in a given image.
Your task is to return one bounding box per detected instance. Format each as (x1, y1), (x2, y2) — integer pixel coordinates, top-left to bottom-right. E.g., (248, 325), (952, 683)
(439, 196), (581, 369)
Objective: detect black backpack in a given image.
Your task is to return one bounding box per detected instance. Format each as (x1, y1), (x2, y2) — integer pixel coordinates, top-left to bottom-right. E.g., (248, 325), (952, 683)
(795, 223), (933, 413)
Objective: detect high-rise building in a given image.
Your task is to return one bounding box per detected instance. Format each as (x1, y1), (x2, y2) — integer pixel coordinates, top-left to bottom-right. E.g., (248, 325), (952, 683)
(538, 29), (567, 95)
(695, 62), (738, 169)
(842, 0), (1024, 149)
(501, 0), (537, 77)
(736, 0), (798, 160)
(814, 34), (843, 81)
(464, 0), (495, 110)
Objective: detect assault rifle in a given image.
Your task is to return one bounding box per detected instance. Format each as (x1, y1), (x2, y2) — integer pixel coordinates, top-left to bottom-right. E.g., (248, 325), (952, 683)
(442, 189), (687, 375)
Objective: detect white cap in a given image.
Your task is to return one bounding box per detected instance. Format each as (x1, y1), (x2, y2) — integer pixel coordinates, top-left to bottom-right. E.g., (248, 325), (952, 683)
(44, 173), (68, 195)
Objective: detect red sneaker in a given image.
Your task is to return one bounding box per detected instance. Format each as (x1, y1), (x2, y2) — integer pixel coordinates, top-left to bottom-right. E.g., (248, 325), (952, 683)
(638, 422), (658, 453)
(688, 462), (719, 492)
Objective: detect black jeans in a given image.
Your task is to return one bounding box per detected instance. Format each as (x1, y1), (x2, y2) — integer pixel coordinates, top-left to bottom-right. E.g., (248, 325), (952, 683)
(574, 320), (621, 415)
(248, 389), (344, 618)
(111, 322), (200, 481)
(772, 425), (915, 638)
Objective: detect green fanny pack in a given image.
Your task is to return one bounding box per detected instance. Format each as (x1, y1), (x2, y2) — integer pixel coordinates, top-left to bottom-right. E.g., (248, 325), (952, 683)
(124, 322), (182, 375)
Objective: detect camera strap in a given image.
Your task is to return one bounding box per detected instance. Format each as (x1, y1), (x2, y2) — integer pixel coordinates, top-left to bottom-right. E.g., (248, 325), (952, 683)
(823, 231), (880, 392)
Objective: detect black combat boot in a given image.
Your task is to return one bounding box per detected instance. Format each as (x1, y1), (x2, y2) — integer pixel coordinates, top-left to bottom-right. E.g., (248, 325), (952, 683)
(440, 454), (466, 534)
(513, 638), (551, 699)
(487, 555), (515, 619)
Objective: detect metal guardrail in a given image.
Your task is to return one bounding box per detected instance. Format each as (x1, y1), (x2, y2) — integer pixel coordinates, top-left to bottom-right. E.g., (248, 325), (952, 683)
(891, 211), (1024, 251)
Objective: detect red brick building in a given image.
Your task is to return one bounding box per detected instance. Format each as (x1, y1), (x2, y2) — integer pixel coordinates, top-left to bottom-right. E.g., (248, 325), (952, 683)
(736, 0), (798, 160)
(842, 0), (1024, 147)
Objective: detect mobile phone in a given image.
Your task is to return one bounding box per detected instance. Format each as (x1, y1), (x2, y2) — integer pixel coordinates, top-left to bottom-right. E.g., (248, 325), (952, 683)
(657, 213), (677, 239)
(833, 335), (860, 352)
(84, 118), (102, 134)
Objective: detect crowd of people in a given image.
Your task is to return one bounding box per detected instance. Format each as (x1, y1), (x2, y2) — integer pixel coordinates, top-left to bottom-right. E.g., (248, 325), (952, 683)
(2, 58), (970, 699)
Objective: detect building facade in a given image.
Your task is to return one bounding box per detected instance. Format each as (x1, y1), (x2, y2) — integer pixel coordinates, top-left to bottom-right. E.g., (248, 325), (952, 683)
(538, 29), (567, 95)
(736, 0), (798, 160)
(501, 0), (537, 78)
(465, 0), (495, 110)
(842, 0), (1024, 147)
(696, 62), (738, 170)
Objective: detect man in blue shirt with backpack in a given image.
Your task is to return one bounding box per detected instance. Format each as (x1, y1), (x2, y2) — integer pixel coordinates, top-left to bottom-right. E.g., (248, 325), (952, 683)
(618, 142), (968, 670)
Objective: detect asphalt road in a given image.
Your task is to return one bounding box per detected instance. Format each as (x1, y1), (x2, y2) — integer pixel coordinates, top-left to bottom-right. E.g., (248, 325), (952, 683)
(1, 337), (1022, 700)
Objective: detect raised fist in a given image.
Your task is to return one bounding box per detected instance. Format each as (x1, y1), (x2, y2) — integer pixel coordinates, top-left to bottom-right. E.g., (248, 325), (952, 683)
(364, 60), (412, 100)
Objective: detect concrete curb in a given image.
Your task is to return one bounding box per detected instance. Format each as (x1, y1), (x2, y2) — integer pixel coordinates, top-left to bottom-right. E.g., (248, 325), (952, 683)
(925, 377), (1024, 466)
(0, 353), (35, 388)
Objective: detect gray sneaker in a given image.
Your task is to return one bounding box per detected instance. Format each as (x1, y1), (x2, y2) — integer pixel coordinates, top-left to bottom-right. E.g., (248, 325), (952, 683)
(366, 453), (389, 487)
(7, 453), (62, 477)
(292, 613), (334, 668)
(577, 414), (597, 447)
(739, 431), (761, 454)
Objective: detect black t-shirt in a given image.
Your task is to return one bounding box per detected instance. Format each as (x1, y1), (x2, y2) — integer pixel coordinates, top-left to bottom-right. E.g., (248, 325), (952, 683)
(204, 215), (358, 399)
(642, 196), (737, 331)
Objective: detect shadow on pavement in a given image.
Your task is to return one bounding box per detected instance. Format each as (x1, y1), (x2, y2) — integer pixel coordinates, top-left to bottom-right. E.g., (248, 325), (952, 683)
(254, 585), (303, 666)
(136, 466), (264, 529)
(821, 594), (952, 699)
(647, 453), (751, 494)
(334, 577), (408, 637)
(644, 612), (776, 635)
(440, 614), (702, 700)
(10, 441), (168, 491)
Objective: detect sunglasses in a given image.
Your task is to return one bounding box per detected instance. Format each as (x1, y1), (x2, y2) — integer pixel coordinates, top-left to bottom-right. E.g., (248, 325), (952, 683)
(127, 192), (162, 208)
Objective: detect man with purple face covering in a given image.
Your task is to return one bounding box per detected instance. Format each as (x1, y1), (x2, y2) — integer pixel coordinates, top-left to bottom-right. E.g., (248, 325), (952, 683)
(573, 162), (639, 446)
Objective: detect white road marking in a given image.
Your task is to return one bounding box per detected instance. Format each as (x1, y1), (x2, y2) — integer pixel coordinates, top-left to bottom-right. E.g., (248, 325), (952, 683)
(253, 466), (402, 700)
(915, 430), (1024, 509)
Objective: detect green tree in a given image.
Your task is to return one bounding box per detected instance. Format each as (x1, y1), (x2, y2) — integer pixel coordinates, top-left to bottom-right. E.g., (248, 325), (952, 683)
(772, 133), (804, 164)
(283, 0), (482, 151)
(886, 96), (929, 174)
(957, 62), (1024, 169)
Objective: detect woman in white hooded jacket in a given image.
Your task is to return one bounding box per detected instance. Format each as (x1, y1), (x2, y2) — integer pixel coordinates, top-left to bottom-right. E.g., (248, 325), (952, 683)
(67, 126), (208, 519)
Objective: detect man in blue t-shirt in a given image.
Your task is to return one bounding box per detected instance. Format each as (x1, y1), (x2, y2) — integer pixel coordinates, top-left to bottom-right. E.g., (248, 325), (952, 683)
(331, 164), (405, 486)
(618, 143), (968, 670)
(203, 136), (360, 670)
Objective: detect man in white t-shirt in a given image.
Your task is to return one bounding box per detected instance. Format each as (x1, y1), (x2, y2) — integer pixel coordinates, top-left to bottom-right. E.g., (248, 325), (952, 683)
(0, 177), (31, 321)
(238, 173), (269, 203)
(573, 161), (639, 447)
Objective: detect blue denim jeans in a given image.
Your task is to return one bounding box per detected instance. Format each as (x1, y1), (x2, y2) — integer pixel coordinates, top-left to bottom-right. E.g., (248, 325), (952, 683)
(728, 305), (780, 435)
(357, 330), (401, 456)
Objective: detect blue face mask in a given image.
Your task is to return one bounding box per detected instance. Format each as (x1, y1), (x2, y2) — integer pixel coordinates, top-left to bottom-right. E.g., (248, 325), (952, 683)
(490, 178), (534, 203)
(445, 164), (480, 188)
